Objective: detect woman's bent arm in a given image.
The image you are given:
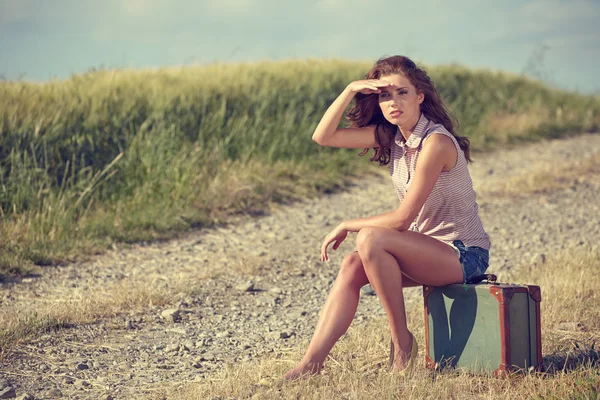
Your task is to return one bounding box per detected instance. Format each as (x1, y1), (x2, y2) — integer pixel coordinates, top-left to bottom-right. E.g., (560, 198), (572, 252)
(312, 80), (391, 149)
(341, 134), (455, 232)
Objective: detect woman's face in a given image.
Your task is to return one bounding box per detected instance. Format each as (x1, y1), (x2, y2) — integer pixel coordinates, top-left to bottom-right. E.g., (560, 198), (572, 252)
(378, 73), (424, 129)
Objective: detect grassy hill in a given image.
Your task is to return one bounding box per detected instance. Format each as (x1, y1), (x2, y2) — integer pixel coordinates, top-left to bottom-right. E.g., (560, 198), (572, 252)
(1, 59), (599, 277)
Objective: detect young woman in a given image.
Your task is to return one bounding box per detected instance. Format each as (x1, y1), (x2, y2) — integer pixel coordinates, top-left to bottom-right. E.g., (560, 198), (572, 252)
(283, 55), (490, 380)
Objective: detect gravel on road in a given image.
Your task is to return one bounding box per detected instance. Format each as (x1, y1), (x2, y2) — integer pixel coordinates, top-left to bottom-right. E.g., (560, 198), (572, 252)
(1, 133), (599, 399)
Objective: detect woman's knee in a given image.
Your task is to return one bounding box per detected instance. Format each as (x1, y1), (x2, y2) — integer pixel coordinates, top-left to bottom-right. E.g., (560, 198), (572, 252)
(356, 227), (387, 259)
(338, 252), (368, 288)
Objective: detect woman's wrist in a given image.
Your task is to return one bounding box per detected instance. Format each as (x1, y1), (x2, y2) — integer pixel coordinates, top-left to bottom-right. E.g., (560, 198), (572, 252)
(344, 83), (357, 95)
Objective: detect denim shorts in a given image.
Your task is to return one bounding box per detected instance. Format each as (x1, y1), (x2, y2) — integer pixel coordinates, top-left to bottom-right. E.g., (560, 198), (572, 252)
(448, 240), (490, 283)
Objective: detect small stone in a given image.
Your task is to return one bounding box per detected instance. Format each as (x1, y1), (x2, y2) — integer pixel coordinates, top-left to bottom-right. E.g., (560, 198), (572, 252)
(269, 287), (283, 294)
(104, 396), (115, 400)
(64, 376), (75, 384)
(76, 362), (89, 371)
(249, 334), (264, 343)
(178, 344), (189, 352)
(0, 387), (15, 399)
(216, 331), (231, 338)
(0, 382), (7, 391)
(255, 295), (275, 305)
(16, 394), (34, 400)
(161, 309), (181, 322)
(556, 322), (585, 332)
(288, 309), (307, 320)
(258, 378), (273, 387)
(361, 285), (376, 296)
(165, 344), (179, 353)
(235, 281), (254, 292)
(166, 327), (187, 335)
(183, 341), (195, 351)
(267, 331), (290, 340)
(48, 389), (62, 398)
(74, 379), (90, 388)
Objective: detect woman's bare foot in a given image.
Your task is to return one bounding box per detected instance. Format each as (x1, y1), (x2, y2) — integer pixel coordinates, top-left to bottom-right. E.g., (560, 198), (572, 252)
(391, 334), (414, 372)
(282, 361), (323, 380)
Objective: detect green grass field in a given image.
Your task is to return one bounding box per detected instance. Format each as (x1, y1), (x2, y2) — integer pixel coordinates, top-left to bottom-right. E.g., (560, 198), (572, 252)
(1, 59), (599, 278)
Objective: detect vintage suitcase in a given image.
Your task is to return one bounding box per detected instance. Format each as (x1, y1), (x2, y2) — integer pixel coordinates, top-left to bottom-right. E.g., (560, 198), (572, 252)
(422, 274), (542, 376)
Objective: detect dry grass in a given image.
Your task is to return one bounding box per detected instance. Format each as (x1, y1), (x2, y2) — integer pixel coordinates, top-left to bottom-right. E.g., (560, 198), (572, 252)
(482, 153), (600, 198)
(167, 246), (600, 400)
(485, 110), (550, 142)
(0, 275), (203, 358)
(200, 156), (363, 225)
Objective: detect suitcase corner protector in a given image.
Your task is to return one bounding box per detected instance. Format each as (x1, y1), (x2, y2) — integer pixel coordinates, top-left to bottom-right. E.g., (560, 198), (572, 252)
(423, 285), (434, 300)
(425, 355), (435, 370)
(527, 285), (542, 302)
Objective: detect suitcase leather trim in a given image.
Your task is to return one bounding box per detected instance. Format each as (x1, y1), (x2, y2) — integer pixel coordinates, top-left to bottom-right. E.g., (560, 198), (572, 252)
(527, 285), (543, 370)
(423, 285), (435, 369)
(529, 285), (543, 369)
(490, 285), (515, 376)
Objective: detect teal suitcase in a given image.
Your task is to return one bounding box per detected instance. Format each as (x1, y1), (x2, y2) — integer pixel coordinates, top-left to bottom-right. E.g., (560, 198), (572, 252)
(422, 274), (542, 376)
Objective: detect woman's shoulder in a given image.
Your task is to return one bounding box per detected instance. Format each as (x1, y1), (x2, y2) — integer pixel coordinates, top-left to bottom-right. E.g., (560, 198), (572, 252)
(425, 121), (452, 137)
(420, 123), (461, 168)
(420, 131), (456, 159)
(423, 122), (459, 150)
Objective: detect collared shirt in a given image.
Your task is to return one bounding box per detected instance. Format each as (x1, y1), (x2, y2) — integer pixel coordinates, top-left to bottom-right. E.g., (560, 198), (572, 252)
(389, 113), (491, 250)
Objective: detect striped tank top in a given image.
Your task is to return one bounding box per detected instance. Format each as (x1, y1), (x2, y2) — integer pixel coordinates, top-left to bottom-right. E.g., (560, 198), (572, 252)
(389, 113), (490, 250)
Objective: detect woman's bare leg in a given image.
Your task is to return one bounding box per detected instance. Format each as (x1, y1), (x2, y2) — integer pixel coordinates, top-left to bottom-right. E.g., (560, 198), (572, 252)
(282, 252), (366, 379)
(356, 227), (463, 372)
(283, 251), (420, 380)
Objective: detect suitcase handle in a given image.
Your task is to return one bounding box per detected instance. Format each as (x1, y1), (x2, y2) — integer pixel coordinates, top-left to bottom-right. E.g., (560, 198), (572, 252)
(465, 273), (497, 284)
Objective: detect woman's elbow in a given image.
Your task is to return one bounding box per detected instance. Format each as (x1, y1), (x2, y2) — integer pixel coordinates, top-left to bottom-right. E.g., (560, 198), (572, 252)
(395, 222), (411, 232)
(312, 134), (326, 146)
(394, 211), (414, 231)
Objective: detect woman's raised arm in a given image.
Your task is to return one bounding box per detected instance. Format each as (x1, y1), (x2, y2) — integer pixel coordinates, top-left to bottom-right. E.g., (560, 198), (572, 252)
(312, 80), (392, 149)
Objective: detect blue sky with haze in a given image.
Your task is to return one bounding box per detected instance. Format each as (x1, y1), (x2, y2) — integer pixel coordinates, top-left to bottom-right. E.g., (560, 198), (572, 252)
(1, 0), (599, 93)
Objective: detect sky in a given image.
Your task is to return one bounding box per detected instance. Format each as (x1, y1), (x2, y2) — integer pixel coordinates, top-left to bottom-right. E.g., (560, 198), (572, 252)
(1, 0), (599, 94)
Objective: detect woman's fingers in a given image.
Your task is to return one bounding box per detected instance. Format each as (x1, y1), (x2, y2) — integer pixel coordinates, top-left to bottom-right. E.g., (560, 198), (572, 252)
(372, 79), (393, 87)
(321, 237), (346, 262)
(358, 80), (393, 94)
(348, 79), (392, 95)
(361, 86), (383, 94)
(321, 239), (329, 262)
(321, 237), (336, 262)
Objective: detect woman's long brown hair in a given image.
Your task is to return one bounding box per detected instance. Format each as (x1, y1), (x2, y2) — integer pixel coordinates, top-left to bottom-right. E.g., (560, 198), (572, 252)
(347, 55), (471, 165)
